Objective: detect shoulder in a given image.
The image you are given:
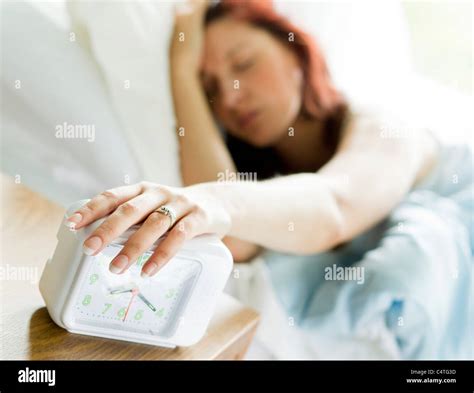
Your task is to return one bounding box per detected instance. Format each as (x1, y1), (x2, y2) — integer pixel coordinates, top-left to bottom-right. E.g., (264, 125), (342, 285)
(334, 107), (440, 187)
(337, 108), (410, 151)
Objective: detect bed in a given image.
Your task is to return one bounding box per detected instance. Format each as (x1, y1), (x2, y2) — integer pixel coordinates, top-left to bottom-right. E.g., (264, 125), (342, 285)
(2, 0), (472, 360)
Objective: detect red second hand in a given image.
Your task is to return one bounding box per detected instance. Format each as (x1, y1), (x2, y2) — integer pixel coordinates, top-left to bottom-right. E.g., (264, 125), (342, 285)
(123, 288), (139, 322)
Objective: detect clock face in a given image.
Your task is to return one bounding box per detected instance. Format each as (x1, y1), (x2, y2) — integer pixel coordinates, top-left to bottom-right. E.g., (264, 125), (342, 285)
(72, 243), (202, 338)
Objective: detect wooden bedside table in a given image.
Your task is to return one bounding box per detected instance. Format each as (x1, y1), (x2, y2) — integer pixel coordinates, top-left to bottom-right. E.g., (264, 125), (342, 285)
(0, 174), (259, 360)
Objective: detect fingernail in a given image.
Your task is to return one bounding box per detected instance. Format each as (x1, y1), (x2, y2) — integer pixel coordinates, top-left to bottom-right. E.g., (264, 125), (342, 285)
(65, 213), (82, 229)
(110, 255), (128, 274)
(83, 236), (102, 256)
(141, 261), (159, 278)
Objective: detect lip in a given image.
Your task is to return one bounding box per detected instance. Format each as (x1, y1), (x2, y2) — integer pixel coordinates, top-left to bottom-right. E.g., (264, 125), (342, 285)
(237, 110), (260, 129)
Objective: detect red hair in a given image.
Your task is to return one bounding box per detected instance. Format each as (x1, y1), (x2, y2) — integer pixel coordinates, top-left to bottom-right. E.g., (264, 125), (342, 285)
(204, 0), (347, 122)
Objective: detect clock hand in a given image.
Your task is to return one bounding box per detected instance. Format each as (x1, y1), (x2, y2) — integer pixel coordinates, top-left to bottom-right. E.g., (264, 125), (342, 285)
(137, 292), (156, 312)
(122, 288), (138, 322)
(109, 283), (136, 295)
(110, 288), (133, 295)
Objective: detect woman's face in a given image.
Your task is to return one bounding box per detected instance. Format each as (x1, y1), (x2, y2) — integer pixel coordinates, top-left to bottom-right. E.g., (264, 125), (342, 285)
(201, 17), (304, 147)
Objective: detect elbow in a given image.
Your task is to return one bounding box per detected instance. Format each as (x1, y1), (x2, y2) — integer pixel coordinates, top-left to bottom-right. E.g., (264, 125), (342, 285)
(296, 205), (346, 255)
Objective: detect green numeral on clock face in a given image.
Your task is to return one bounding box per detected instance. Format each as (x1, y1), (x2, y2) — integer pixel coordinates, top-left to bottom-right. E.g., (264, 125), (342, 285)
(137, 253), (151, 268)
(156, 308), (165, 318)
(102, 303), (112, 314)
(89, 274), (99, 285)
(134, 310), (144, 320)
(117, 307), (126, 318)
(136, 255), (142, 267)
(82, 294), (92, 306)
(165, 289), (175, 299)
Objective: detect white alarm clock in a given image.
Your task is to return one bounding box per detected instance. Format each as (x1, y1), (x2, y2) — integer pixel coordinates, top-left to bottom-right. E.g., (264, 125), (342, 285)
(39, 200), (233, 348)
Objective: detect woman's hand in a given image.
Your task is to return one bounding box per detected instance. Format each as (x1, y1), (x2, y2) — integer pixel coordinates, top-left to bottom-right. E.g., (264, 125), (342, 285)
(169, 0), (209, 74)
(65, 182), (231, 278)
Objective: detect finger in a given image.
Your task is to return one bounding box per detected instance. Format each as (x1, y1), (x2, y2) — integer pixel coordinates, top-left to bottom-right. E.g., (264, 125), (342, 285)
(109, 198), (193, 274)
(83, 191), (167, 257)
(65, 183), (146, 230)
(141, 213), (201, 278)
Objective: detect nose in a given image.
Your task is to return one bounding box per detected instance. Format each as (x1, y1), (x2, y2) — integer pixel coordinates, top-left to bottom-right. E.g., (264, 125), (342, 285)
(221, 79), (244, 110)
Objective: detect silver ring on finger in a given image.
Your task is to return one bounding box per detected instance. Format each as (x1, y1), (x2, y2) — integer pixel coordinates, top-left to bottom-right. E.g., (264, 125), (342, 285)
(153, 205), (177, 230)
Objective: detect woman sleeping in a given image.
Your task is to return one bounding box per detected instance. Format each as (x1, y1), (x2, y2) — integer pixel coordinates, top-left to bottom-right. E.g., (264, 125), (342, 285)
(64, 0), (473, 358)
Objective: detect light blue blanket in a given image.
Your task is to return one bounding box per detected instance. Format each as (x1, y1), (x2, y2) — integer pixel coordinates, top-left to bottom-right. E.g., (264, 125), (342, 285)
(263, 140), (473, 359)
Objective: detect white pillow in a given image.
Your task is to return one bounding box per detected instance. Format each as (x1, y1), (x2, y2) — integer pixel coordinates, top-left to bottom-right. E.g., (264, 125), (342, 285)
(68, 1), (182, 188)
(1, 1), (142, 206)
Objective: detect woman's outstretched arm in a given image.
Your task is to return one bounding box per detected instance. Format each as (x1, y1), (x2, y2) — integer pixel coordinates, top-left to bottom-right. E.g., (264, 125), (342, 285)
(185, 115), (435, 254)
(187, 173), (345, 254)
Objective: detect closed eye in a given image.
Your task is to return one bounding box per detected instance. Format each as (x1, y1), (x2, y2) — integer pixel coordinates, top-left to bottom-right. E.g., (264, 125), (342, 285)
(233, 58), (255, 73)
